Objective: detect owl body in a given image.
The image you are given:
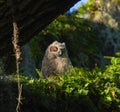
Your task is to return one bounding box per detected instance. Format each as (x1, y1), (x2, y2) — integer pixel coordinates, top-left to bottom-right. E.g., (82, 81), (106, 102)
(41, 41), (72, 78)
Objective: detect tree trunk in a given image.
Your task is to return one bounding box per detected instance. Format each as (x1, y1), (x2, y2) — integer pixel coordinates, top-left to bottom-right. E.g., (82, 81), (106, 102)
(0, 0), (78, 55)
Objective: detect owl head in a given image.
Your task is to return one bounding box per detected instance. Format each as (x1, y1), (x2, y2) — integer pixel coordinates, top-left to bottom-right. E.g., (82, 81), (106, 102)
(46, 41), (67, 58)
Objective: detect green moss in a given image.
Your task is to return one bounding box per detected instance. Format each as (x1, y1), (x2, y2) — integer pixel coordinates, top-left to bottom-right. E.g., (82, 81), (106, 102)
(19, 61), (120, 112)
(1, 54), (120, 112)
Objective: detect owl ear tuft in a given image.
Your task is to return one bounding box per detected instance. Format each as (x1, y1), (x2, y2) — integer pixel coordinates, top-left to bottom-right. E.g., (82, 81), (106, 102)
(53, 41), (58, 44)
(50, 46), (58, 52)
(62, 42), (65, 45)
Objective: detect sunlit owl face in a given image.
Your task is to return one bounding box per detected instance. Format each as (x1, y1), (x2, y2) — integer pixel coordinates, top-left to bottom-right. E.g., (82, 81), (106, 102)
(49, 41), (66, 57)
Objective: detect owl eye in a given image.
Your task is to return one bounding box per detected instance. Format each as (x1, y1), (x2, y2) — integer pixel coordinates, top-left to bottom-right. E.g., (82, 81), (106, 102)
(50, 46), (58, 52)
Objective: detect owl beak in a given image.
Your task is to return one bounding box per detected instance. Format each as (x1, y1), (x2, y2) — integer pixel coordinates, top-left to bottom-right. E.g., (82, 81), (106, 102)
(58, 51), (62, 56)
(59, 48), (65, 56)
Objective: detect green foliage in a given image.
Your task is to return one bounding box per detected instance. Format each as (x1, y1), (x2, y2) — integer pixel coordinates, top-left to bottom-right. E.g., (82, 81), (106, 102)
(77, 0), (102, 18)
(29, 12), (102, 68)
(19, 53), (120, 112)
(111, 0), (120, 4)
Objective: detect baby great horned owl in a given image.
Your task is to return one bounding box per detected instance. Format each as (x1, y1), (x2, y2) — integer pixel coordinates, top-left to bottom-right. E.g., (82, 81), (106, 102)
(41, 41), (72, 78)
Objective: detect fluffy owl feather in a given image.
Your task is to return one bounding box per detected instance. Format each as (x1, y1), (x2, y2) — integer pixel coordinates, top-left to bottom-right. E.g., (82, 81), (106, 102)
(41, 41), (72, 78)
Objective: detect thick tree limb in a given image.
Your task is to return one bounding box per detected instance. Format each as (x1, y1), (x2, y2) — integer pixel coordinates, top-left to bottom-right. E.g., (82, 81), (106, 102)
(0, 0), (79, 55)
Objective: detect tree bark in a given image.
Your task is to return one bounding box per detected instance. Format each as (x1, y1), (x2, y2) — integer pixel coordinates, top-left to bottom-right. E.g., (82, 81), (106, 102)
(0, 0), (79, 55)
